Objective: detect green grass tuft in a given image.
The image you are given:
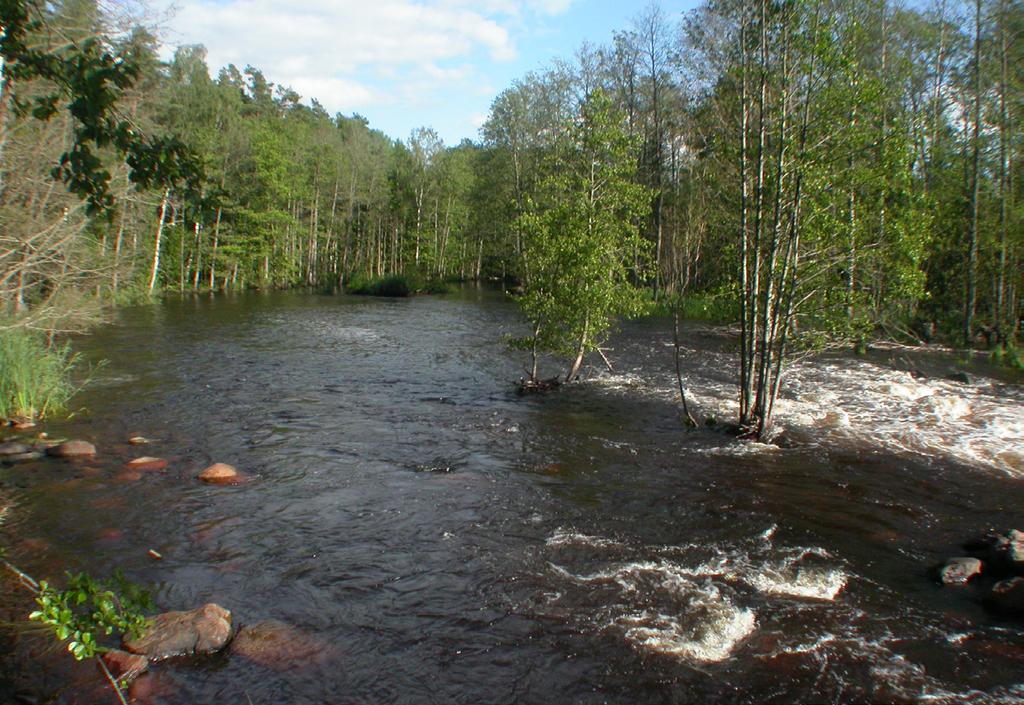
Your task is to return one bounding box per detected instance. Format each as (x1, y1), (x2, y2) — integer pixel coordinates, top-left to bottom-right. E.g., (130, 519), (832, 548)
(0, 328), (81, 420)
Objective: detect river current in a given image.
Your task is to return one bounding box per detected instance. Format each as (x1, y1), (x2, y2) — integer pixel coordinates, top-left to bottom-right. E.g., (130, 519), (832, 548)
(1, 288), (1022, 704)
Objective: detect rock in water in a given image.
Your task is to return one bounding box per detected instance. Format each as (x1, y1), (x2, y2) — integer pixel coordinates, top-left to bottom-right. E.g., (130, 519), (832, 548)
(964, 529), (1024, 577)
(100, 649), (148, 684)
(945, 371), (973, 384)
(0, 441), (30, 456)
(2, 451), (43, 464)
(229, 620), (329, 670)
(939, 557), (983, 585)
(198, 462), (243, 484)
(123, 603), (232, 660)
(986, 577), (1024, 617)
(126, 457), (168, 471)
(45, 440), (96, 458)
(1006, 530), (1024, 573)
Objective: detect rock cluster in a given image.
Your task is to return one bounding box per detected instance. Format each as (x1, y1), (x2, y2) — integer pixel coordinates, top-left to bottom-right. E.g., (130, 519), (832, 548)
(937, 529), (1024, 619)
(108, 604), (327, 690)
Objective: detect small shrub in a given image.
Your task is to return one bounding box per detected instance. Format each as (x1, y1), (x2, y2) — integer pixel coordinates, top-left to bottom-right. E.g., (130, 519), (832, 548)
(0, 328), (80, 420)
(30, 570), (152, 660)
(421, 279), (453, 295)
(346, 274), (412, 297)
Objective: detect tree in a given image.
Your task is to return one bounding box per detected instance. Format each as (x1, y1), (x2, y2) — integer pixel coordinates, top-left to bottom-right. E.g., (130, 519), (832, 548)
(513, 89), (652, 383)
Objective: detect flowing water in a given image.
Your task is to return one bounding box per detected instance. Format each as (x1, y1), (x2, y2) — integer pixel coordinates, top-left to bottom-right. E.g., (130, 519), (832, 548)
(1, 288), (1022, 704)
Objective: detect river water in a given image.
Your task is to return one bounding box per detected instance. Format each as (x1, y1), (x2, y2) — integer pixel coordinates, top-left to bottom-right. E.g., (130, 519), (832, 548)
(1, 288), (1022, 704)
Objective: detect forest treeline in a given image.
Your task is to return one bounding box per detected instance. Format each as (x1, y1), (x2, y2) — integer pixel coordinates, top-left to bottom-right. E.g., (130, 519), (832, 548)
(0, 0), (1020, 347)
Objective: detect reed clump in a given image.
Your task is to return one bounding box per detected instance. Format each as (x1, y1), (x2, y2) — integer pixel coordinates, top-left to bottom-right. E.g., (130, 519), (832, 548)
(0, 328), (80, 420)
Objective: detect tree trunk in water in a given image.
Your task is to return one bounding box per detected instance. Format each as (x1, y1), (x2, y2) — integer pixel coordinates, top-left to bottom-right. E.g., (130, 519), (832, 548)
(673, 310), (697, 427)
(566, 319), (589, 383)
(209, 206), (222, 290)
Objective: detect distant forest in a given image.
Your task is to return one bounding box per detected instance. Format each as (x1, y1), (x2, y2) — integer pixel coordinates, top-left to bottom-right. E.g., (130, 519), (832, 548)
(1, 0), (1020, 352)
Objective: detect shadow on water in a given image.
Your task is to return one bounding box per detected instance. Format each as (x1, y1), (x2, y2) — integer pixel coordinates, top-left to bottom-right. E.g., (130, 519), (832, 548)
(0, 288), (1021, 704)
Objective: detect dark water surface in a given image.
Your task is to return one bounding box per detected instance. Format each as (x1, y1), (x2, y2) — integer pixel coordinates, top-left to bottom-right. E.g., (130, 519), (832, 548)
(1, 289), (1022, 704)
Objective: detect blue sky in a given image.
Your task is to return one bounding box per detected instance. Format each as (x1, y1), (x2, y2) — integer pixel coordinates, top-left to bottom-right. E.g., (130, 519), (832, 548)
(155, 0), (699, 146)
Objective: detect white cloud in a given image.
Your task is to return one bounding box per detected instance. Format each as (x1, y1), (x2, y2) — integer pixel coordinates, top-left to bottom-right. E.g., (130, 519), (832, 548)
(527, 0), (576, 15)
(155, 0), (576, 137)
(287, 76), (379, 109)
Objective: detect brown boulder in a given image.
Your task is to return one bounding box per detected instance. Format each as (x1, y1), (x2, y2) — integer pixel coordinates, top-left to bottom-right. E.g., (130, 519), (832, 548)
(123, 603), (232, 660)
(46, 440), (96, 458)
(229, 620), (329, 670)
(125, 456), (168, 471)
(198, 462), (244, 485)
(939, 557), (983, 585)
(100, 649), (148, 684)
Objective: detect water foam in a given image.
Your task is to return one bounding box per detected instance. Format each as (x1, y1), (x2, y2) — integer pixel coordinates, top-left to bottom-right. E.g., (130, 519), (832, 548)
(554, 560), (757, 663)
(546, 528), (623, 549)
(543, 529), (848, 664)
(747, 566), (847, 600)
(618, 603), (757, 662)
(595, 343), (1024, 475)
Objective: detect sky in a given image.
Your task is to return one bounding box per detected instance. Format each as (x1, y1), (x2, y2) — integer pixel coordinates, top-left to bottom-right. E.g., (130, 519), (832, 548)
(152, 0), (699, 146)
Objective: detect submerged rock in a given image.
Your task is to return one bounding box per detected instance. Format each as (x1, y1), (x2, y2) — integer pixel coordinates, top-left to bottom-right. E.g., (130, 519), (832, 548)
(125, 456), (168, 471)
(45, 440), (96, 458)
(945, 371), (973, 385)
(123, 603), (232, 660)
(0, 441), (30, 456)
(986, 577), (1024, 617)
(1, 451), (43, 464)
(938, 557), (983, 585)
(100, 649), (148, 684)
(964, 529), (1024, 577)
(198, 462), (243, 485)
(229, 620), (329, 670)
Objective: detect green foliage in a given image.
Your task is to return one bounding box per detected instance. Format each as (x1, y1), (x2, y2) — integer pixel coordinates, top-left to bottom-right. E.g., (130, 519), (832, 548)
(0, 3), (202, 213)
(0, 329), (80, 420)
(29, 571), (152, 661)
(650, 293), (738, 322)
(345, 274), (453, 297)
(346, 274), (413, 297)
(421, 279), (454, 295)
(514, 89), (653, 379)
(991, 343), (1023, 371)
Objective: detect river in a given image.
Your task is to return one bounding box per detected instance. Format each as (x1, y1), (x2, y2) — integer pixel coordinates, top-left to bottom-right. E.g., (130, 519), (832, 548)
(1, 288), (1022, 704)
